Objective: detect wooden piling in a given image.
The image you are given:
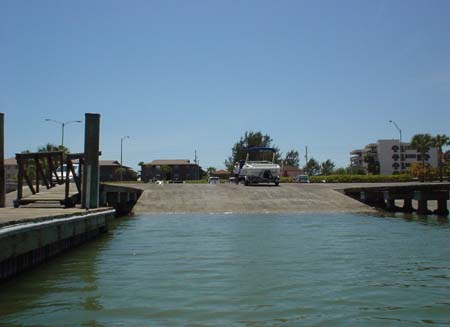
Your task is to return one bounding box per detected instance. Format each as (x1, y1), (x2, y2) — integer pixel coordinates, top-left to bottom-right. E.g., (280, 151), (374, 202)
(403, 198), (414, 213)
(82, 113), (100, 209)
(436, 198), (449, 216)
(0, 113), (4, 208)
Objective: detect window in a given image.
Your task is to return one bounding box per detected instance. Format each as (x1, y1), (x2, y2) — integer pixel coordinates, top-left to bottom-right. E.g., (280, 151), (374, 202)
(392, 145), (399, 152)
(392, 162), (400, 169)
(392, 154), (399, 161)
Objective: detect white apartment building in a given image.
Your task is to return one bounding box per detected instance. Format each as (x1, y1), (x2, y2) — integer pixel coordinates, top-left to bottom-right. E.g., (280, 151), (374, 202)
(350, 139), (438, 175)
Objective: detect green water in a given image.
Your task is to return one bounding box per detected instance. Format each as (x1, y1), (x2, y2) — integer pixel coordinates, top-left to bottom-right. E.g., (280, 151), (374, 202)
(1, 213), (450, 326)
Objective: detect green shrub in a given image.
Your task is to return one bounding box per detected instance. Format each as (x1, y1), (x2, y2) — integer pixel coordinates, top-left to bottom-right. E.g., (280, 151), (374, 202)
(280, 176), (295, 183)
(184, 180), (208, 184)
(309, 174), (413, 183)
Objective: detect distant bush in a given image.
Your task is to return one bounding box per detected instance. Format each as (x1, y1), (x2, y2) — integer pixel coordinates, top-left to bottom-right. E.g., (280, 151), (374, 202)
(309, 174), (413, 183)
(184, 180), (208, 184)
(280, 176), (295, 183)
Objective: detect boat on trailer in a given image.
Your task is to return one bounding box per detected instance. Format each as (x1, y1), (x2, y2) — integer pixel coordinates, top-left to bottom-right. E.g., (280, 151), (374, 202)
(239, 147), (281, 186)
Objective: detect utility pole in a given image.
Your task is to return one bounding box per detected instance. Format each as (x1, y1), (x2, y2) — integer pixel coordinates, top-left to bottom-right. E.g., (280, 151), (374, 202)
(194, 150), (198, 180)
(305, 146), (308, 165)
(120, 136), (130, 181)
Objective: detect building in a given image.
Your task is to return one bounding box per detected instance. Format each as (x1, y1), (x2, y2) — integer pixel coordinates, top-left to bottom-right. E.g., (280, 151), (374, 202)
(4, 157), (18, 181)
(4, 158), (18, 193)
(281, 165), (304, 177)
(141, 159), (202, 182)
(211, 169), (231, 180)
(99, 160), (137, 182)
(350, 139), (438, 175)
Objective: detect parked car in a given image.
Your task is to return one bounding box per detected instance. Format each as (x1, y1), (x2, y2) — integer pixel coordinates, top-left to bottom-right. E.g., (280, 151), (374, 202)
(53, 164), (80, 182)
(295, 175), (310, 183)
(208, 177), (220, 184)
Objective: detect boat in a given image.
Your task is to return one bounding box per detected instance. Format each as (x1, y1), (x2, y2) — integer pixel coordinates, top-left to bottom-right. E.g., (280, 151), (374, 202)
(239, 147), (281, 186)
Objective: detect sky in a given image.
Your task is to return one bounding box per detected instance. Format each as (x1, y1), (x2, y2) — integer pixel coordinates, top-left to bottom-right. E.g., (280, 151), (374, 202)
(1, 0), (449, 170)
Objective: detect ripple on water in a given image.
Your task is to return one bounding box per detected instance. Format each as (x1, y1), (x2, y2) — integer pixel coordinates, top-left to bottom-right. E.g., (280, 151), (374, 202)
(1, 213), (450, 326)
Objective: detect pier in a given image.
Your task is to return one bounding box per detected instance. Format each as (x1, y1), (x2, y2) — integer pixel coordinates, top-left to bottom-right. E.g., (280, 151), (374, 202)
(342, 183), (450, 216)
(0, 113), (142, 282)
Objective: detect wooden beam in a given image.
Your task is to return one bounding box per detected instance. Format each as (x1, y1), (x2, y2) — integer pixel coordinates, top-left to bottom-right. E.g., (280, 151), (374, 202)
(16, 157), (24, 201)
(0, 113), (4, 208)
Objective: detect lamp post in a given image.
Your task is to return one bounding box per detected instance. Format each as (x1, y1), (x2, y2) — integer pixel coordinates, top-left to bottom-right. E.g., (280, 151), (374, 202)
(45, 119), (82, 148)
(120, 136), (130, 181)
(389, 120), (402, 143)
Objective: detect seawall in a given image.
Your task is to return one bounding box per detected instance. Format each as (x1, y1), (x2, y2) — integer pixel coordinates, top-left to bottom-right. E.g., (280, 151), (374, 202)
(0, 208), (115, 282)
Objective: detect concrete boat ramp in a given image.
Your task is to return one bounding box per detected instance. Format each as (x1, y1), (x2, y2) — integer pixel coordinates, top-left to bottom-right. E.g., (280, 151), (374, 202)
(131, 183), (375, 214)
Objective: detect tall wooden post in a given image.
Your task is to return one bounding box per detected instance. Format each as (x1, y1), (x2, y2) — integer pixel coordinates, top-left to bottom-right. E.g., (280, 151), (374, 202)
(82, 113), (100, 209)
(0, 113), (5, 207)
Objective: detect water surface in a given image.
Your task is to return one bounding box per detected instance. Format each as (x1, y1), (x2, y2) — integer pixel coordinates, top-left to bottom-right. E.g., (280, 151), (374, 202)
(1, 213), (450, 326)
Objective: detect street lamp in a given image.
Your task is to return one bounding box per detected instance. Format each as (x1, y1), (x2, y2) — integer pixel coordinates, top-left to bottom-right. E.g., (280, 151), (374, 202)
(389, 120), (402, 142)
(45, 119), (82, 148)
(120, 136), (130, 181)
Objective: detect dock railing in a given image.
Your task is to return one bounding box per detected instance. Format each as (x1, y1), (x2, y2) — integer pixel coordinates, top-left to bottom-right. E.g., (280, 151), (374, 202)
(14, 151), (84, 208)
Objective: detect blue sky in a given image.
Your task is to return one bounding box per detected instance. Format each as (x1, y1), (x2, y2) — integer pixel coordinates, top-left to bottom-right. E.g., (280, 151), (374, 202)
(1, 0), (449, 170)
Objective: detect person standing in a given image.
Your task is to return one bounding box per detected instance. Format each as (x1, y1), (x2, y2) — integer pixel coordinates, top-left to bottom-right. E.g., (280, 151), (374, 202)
(233, 162), (240, 184)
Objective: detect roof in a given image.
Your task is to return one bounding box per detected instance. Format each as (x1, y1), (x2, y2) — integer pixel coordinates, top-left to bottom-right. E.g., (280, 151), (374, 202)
(281, 165), (303, 172)
(4, 157), (17, 166)
(215, 169), (230, 174)
(143, 159), (196, 166)
(99, 160), (121, 166)
(99, 160), (132, 170)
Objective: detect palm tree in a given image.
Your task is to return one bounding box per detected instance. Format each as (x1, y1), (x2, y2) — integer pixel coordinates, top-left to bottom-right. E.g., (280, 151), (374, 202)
(320, 159), (336, 175)
(206, 167), (216, 176)
(432, 134), (450, 182)
(411, 134), (433, 182)
(304, 158), (320, 176)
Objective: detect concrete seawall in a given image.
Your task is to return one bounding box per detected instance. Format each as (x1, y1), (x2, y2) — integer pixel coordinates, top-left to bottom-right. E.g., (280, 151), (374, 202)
(0, 208), (115, 282)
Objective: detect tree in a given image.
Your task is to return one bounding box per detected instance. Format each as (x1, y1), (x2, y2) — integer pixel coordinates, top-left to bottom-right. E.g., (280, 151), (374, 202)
(225, 131), (281, 171)
(206, 167), (216, 176)
(334, 167), (348, 175)
(38, 143), (69, 155)
(304, 158), (320, 176)
(363, 154), (379, 175)
(320, 159), (336, 175)
(160, 165), (172, 181)
(282, 150), (300, 167)
(445, 150), (450, 164)
(411, 134), (433, 182)
(432, 134), (450, 182)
